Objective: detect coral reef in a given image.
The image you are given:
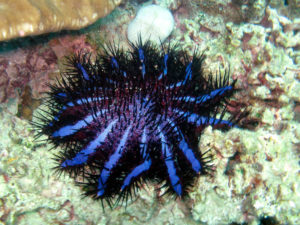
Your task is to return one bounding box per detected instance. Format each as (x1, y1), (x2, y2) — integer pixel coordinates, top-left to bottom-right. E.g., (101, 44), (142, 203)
(172, 1), (300, 224)
(127, 4), (174, 44)
(0, 45), (57, 103)
(0, 0), (299, 224)
(0, 35), (94, 104)
(0, 0), (122, 41)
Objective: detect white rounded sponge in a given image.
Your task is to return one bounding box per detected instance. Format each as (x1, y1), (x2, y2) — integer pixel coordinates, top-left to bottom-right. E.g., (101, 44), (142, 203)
(127, 5), (174, 44)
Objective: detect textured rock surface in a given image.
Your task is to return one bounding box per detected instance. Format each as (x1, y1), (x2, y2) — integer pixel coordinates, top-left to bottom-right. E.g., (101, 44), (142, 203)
(0, 0), (121, 41)
(172, 1), (300, 224)
(0, 1), (299, 224)
(0, 35), (94, 105)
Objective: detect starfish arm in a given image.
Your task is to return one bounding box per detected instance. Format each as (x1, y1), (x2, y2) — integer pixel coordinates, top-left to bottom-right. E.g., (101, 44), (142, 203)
(76, 63), (90, 80)
(167, 119), (201, 173)
(158, 126), (182, 196)
(60, 119), (118, 167)
(166, 62), (193, 89)
(174, 109), (236, 127)
(110, 57), (127, 79)
(121, 159), (152, 191)
(49, 96), (108, 127)
(158, 54), (169, 80)
(172, 85), (234, 106)
(121, 127), (151, 190)
(138, 48), (146, 78)
(140, 127), (148, 158)
(97, 124), (133, 196)
(52, 109), (108, 137)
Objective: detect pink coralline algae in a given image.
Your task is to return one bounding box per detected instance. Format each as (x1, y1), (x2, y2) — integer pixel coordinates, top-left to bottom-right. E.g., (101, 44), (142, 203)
(0, 35), (95, 104)
(0, 46), (57, 103)
(49, 35), (95, 58)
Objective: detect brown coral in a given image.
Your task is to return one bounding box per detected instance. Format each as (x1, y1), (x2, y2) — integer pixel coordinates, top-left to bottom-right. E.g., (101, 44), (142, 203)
(0, 0), (122, 41)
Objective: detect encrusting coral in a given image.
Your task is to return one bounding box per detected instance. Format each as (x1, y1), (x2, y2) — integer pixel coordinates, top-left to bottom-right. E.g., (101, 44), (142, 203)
(0, 0), (121, 41)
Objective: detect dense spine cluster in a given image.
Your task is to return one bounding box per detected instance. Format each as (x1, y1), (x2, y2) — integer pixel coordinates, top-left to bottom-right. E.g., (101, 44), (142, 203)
(34, 40), (246, 207)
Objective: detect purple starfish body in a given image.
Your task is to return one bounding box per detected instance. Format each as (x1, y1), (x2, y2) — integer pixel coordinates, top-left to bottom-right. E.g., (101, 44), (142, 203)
(34, 40), (245, 207)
